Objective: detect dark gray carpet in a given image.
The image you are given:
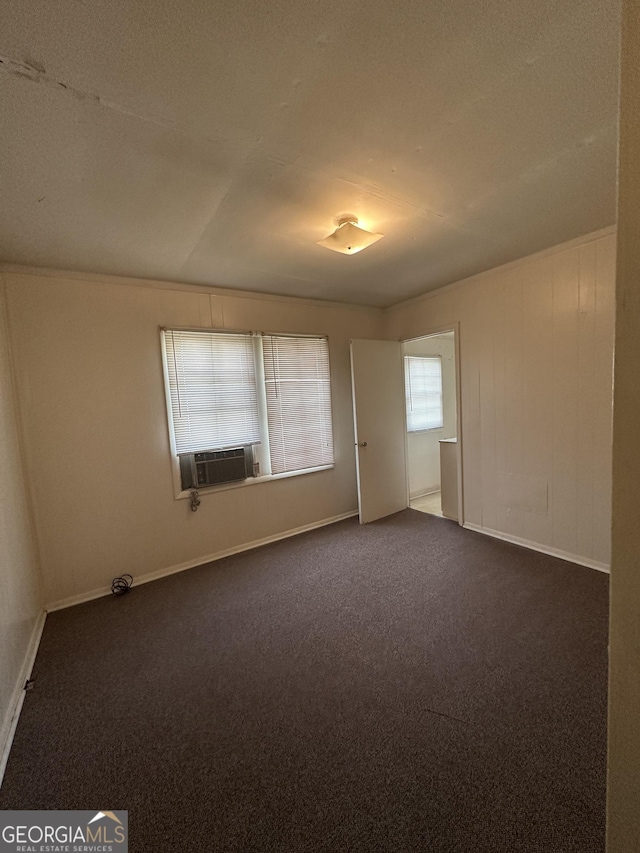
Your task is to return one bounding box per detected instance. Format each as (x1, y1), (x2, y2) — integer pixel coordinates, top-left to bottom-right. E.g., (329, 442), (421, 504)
(0, 510), (608, 852)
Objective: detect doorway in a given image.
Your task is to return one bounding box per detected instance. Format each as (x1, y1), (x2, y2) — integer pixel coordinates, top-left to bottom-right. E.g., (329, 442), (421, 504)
(403, 330), (459, 520)
(349, 330), (462, 526)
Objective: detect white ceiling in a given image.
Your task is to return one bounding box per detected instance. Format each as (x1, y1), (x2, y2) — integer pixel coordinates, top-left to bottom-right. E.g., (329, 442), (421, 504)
(0, 0), (620, 307)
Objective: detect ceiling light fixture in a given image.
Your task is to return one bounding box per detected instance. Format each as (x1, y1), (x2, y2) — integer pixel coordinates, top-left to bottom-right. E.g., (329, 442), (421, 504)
(317, 216), (384, 255)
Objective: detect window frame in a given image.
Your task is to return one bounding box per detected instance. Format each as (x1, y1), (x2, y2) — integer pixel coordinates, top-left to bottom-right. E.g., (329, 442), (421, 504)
(160, 327), (336, 500)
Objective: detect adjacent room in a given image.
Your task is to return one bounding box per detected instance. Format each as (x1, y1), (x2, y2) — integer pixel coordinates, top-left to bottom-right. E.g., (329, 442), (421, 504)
(404, 331), (459, 520)
(2, 0), (638, 851)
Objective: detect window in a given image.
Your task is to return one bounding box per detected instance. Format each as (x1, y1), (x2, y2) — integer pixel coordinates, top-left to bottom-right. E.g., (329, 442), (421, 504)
(404, 356), (443, 432)
(162, 329), (334, 488)
(164, 331), (260, 454)
(263, 335), (334, 474)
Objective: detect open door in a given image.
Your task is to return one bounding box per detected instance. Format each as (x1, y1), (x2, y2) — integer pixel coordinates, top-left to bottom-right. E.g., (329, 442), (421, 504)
(350, 339), (408, 523)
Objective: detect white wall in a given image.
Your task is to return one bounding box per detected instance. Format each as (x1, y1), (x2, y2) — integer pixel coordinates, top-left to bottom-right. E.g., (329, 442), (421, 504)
(403, 333), (456, 498)
(385, 228), (615, 569)
(0, 277), (42, 762)
(3, 270), (383, 607)
(607, 0), (640, 847)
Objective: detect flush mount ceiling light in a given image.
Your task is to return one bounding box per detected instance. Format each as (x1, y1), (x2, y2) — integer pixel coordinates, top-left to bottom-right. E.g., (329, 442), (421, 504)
(317, 216), (384, 255)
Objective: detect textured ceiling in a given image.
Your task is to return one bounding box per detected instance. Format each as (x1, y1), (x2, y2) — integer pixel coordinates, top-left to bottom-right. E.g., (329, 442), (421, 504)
(0, 0), (620, 307)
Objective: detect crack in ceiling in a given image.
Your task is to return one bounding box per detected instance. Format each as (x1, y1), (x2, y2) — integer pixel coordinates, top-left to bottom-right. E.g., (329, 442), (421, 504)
(0, 0), (620, 307)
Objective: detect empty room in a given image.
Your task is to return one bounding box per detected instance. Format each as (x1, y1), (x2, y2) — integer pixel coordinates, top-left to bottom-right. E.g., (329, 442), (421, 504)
(2, 1), (640, 851)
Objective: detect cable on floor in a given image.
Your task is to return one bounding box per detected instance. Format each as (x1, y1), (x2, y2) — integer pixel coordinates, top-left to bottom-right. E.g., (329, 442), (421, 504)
(111, 574), (133, 596)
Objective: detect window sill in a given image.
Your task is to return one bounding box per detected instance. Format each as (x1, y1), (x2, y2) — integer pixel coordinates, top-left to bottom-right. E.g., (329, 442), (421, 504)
(175, 463), (335, 500)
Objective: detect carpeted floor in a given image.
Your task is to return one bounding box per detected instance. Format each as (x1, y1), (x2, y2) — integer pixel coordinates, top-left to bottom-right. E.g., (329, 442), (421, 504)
(0, 510), (608, 852)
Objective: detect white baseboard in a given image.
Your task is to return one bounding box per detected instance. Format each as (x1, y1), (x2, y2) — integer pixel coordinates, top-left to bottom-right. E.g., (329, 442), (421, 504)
(0, 608), (46, 789)
(409, 488), (440, 500)
(462, 522), (610, 574)
(46, 510), (359, 612)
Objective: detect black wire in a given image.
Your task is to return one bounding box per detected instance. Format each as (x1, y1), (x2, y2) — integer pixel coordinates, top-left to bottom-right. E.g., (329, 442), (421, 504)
(111, 574), (133, 595)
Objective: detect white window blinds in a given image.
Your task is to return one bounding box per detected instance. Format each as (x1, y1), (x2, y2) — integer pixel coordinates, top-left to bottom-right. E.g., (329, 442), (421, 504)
(404, 356), (444, 432)
(163, 330), (260, 454)
(263, 335), (334, 474)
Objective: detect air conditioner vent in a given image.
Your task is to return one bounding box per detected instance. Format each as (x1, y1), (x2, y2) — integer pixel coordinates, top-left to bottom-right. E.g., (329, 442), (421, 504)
(179, 446), (254, 490)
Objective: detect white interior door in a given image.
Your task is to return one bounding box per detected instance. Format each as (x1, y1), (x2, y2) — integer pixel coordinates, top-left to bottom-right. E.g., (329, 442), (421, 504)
(350, 339), (408, 523)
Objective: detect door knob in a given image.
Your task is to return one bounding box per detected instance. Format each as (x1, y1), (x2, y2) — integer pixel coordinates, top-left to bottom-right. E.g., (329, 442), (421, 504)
(356, 441), (368, 447)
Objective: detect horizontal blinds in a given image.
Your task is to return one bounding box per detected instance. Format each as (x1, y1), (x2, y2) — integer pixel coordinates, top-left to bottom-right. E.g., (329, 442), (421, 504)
(164, 330), (260, 454)
(263, 335), (334, 474)
(404, 356), (443, 431)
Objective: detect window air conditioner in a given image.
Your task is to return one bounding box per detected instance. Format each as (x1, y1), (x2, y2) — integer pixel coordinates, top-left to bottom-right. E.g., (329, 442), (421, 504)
(179, 446), (255, 491)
